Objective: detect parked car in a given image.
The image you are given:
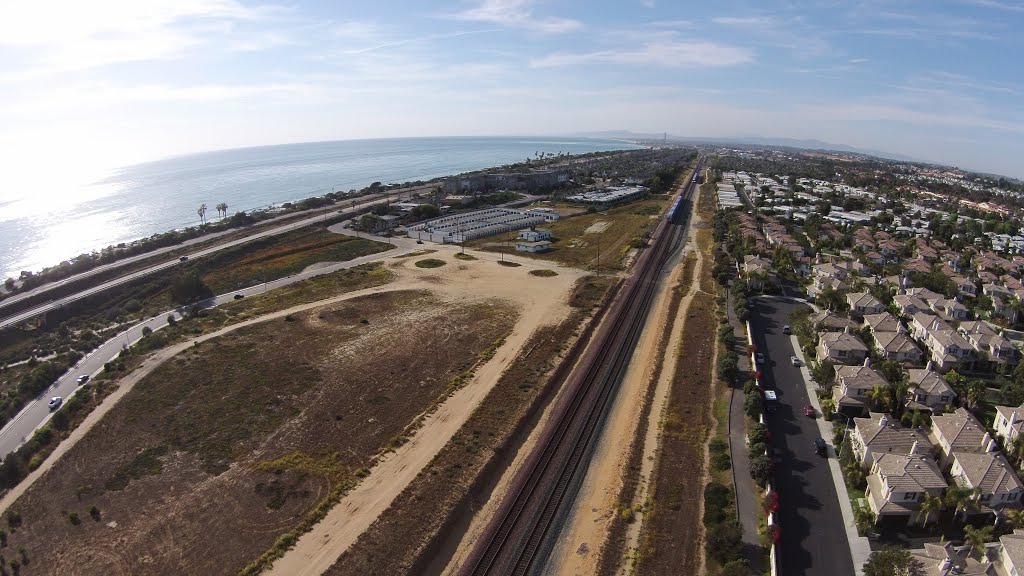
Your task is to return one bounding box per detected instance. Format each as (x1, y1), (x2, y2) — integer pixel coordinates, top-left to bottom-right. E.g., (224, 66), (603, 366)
(76, 375), (89, 385)
(416, 240), (424, 244)
(790, 356), (801, 367)
(782, 325), (791, 334)
(234, 294), (244, 300)
(814, 437), (828, 456)
(755, 352), (765, 364)
(804, 404), (815, 417)
(48, 396), (62, 411)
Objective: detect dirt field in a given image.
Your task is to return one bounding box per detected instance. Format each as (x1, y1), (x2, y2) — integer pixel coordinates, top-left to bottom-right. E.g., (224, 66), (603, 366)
(2, 288), (516, 575)
(466, 198), (669, 270)
(324, 275), (616, 576)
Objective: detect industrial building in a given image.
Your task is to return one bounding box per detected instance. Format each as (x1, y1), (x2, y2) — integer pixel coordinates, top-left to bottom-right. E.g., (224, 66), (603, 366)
(565, 186), (645, 209)
(406, 208), (559, 244)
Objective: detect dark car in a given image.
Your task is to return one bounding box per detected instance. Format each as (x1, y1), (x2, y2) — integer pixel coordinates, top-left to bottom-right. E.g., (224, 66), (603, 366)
(180, 256), (189, 262)
(76, 375), (90, 385)
(233, 294), (245, 300)
(416, 240), (424, 244)
(814, 437), (828, 456)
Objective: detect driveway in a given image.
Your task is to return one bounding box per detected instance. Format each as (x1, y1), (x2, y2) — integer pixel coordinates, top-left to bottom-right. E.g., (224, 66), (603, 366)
(749, 297), (856, 576)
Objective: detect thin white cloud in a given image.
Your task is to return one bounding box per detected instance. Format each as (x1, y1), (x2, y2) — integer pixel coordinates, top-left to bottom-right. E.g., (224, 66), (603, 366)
(712, 16), (777, 27)
(530, 41), (753, 68)
(961, 0), (1024, 11)
(449, 0), (582, 33)
(0, 0), (285, 73)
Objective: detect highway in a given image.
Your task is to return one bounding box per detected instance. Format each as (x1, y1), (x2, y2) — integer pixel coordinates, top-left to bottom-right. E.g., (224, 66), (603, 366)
(749, 297), (856, 576)
(0, 229), (417, 461)
(0, 186), (432, 329)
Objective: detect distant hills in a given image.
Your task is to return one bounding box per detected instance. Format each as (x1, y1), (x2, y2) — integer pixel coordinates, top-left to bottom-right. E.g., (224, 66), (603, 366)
(574, 131), (922, 163)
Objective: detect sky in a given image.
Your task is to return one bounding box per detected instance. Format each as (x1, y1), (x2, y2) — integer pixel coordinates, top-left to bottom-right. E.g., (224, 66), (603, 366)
(1, 0), (1023, 201)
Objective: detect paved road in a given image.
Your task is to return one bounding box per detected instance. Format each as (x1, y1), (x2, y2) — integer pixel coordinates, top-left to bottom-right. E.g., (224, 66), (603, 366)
(0, 187), (431, 329)
(749, 297), (856, 576)
(0, 229), (417, 461)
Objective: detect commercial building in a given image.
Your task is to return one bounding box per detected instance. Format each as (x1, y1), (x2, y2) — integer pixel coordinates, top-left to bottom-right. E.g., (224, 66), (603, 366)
(405, 208), (558, 244)
(565, 186), (646, 209)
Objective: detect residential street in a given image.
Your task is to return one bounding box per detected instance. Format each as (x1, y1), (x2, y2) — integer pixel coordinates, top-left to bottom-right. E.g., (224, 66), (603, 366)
(749, 297), (857, 576)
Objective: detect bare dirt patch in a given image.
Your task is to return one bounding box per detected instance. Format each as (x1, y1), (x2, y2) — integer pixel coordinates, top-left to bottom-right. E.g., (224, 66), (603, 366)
(584, 220), (611, 234)
(324, 276), (617, 576)
(2, 290), (517, 576)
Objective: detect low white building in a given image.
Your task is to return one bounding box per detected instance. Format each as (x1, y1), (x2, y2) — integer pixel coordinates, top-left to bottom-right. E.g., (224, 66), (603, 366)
(518, 228), (552, 242)
(515, 240), (552, 253)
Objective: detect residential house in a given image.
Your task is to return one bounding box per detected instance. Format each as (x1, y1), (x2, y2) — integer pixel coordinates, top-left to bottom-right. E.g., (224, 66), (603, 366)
(959, 321), (1018, 371)
(851, 412), (932, 468)
(865, 452), (947, 527)
(847, 292), (885, 317)
(810, 310), (858, 333)
(873, 330), (923, 364)
(743, 255), (776, 290)
(911, 312), (951, 341)
(932, 298), (970, 321)
(863, 312), (901, 334)
(906, 367), (956, 413)
(817, 330), (870, 366)
(923, 327), (974, 373)
(997, 529), (1024, 576)
(931, 407), (989, 466)
(950, 450), (1024, 509)
(993, 405), (1024, 448)
(832, 361), (886, 416)
(911, 542), (998, 576)
(952, 275), (978, 298)
(894, 295), (931, 318)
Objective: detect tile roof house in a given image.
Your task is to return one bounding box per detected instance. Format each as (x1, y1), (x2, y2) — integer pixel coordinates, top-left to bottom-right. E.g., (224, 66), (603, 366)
(817, 330), (870, 366)
(923, 327), (974, 373)
(810, 310), (859, 332)
(873, 330), (924, 364)
(950, 451), (1024, 509)
(931, 407), (990, 466)
(997, 529), (1024, 576)
(993, 405), (1024, 447)
(959, 321), (1018, 370)
(863, 312), (902, 334)
(911, 542), (998, 576)
(894, 294), (931, 318)
(931, 298), (970, 321)
(851, 412), (932, 468)
(832, 361), (886, 416)
(847, 292), (885, 317)
(911, 312), (951, 341)
(906, 367), (956, 413)
(866, 451), (947, 526)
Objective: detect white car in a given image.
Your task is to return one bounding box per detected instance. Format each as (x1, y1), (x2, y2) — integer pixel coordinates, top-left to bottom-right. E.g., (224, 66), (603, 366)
(48, 396), (62, 410)
(76, 375), (90, 385)
(791, 356), (801, 367)
(755, 352), (765, 364)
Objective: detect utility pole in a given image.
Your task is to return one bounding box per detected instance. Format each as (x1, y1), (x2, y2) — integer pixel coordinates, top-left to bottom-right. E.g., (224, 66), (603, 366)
(596, 238), (601, 275)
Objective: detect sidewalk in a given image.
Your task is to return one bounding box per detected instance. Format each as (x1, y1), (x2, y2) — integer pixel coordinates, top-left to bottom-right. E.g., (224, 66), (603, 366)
(725, 288), (764, 570)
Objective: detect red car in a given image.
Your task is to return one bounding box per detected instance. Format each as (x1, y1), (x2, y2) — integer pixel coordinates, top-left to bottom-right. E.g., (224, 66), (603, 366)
(804, 404), (815, 417)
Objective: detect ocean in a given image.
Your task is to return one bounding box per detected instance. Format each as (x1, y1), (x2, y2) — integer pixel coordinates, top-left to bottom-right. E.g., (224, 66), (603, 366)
(0, 136), (639, 279)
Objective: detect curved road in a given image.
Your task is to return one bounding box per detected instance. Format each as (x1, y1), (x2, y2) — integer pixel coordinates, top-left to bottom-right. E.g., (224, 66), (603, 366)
(0, 228), (419, 461)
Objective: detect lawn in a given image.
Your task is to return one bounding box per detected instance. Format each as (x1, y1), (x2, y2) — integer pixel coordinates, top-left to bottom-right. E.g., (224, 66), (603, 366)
(466, 198), (670, 270)
(3, 289), (517, 576)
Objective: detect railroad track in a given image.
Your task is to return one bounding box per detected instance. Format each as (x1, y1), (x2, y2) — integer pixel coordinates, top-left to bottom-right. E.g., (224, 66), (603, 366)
(461, 160), (703, 576)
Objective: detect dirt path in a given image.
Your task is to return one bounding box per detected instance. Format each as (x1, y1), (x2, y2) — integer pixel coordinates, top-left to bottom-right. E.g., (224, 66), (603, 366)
(266, 251), (584, 576)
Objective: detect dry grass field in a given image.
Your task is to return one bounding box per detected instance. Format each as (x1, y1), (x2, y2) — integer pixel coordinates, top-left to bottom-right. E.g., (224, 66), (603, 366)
(2, 289), (516, 576)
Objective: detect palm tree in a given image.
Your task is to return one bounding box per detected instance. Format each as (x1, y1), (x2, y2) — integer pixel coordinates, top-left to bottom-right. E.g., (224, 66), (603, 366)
(215, 202), (228, 219)
(197, 203), (208, 225)
(963, 524), (993, 558)
(919, 493), (943, 528)
(870, 384), (892, 411)
(944, 485), (972, 526)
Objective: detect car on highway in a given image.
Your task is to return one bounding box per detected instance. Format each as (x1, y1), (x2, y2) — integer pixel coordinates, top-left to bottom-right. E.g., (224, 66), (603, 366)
(804, 404), (815, 417)
(782, 324), (791, 334)
(233, 294), (244, 300)
(790, 356), (801, 366)
(48, 396), (62, 410)
(814, 437), (828, 456)
(76, 375), (89, 385)
(180, 256), (189, 262)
